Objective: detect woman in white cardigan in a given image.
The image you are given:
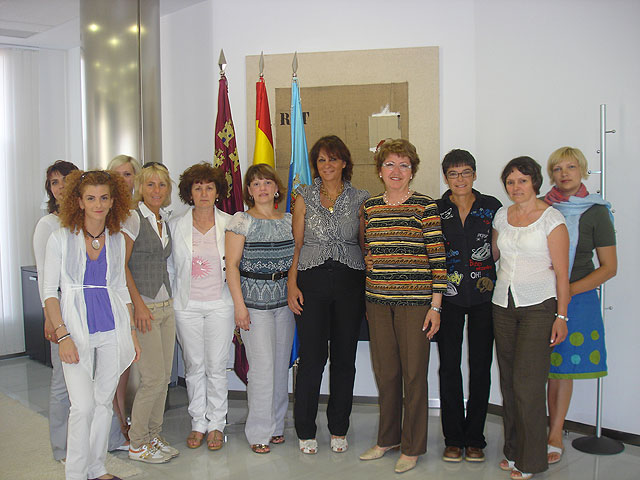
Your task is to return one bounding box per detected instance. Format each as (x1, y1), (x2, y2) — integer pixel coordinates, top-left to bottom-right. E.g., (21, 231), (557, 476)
(168, 163), (235, 451)
(43, 170), (140, 480)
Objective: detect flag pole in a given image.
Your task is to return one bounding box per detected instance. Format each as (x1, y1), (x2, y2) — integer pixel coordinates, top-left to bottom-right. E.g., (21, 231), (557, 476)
(218, 48), (227, 76)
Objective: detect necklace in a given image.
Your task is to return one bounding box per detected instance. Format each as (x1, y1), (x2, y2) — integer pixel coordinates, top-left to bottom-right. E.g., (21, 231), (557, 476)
(85, 228), (106, 250)
(320, 182), (344, 213)
(383, 190), (412, 206)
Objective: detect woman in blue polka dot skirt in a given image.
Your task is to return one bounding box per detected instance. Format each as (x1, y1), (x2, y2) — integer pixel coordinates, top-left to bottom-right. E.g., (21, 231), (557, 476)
(543, 147), (617, 464)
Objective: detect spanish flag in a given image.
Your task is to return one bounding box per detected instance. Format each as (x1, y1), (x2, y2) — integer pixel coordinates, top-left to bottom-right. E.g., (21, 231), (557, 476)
(252, 77), (275, 166)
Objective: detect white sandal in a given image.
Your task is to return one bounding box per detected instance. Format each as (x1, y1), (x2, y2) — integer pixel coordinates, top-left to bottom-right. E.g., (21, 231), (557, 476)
(330, 436), (348, 453)
(299, 438), (318, 454)
(511, 470), (534, 480)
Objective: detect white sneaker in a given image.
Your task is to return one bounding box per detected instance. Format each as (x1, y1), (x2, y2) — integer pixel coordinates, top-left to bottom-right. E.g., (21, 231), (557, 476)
(128, 443), (169, 464)
(151, 435), (180, 458)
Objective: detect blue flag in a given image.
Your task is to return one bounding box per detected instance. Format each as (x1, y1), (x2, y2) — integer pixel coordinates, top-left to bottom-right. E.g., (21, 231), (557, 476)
(287, 76), (311, 367)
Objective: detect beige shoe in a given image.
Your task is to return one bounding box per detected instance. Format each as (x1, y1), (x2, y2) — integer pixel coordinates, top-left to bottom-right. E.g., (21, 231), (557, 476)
(359, 443), (401, 460)
(394, 456), (417, 473)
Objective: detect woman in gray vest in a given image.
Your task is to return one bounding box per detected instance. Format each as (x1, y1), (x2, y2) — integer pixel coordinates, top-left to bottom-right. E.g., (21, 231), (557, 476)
(122, 162), (179, 464)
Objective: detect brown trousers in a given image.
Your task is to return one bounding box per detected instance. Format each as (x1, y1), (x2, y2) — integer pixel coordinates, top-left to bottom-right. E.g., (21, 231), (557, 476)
(366, 302), (430, 456)
(493, 294), (556, 474)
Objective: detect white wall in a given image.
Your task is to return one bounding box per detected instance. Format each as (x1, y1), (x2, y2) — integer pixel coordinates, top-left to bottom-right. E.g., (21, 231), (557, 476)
(157, 0), (640, 435)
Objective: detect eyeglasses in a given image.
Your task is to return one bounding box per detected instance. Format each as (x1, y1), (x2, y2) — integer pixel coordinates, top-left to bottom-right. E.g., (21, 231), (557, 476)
(381, 162), (412, 171)
(142, 161), (168, 170)
(445, 169), (474, 179)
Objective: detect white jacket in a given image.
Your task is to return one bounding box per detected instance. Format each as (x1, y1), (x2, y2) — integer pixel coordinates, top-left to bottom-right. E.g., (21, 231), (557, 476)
(43, 227), (135, 378)
(168, 207), (233, 311)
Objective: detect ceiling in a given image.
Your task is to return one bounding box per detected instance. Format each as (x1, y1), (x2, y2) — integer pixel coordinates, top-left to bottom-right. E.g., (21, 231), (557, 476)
(0, 0), (206, 49)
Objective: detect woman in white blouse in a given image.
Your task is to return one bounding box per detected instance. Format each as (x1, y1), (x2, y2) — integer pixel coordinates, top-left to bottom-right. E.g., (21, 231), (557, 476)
(168, 163), (234, 451)
(33, 160), (78, 463)
(491, 157), (569, 480)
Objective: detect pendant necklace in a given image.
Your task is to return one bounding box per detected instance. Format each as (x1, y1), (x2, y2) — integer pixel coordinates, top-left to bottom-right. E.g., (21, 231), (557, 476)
(85, 228), (105, 250)
(320, 182), (344, 213)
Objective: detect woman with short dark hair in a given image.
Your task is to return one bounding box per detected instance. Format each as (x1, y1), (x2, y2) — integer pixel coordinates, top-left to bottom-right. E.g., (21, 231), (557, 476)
(169, 162), (235, 451)
(492, 156), (570, 480)
(288, 135), (369, 455)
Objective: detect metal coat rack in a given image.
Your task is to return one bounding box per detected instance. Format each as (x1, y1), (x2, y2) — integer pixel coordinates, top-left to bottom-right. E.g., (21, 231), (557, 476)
(571, 104), (624, 455)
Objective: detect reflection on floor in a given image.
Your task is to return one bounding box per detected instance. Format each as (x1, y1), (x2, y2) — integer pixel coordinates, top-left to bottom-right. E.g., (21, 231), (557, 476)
(1, 356), (639, 480)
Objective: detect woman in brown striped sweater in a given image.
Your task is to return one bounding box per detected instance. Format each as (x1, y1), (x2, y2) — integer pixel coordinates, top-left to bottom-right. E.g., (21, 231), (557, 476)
(360, 139), (447, 474)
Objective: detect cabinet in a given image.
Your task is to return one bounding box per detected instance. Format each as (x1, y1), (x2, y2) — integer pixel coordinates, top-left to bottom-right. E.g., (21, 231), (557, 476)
(21, 266), (51, 367)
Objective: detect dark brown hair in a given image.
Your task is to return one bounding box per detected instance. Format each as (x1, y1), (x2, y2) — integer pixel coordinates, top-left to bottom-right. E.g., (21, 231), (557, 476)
(242, 164), (285, 208)
(45, 160), (79, 214)
(500, 156), (543, 194)
(309, 135), (353, 181)
(178, 163), (228, 205)
(59, 170), (131, 234)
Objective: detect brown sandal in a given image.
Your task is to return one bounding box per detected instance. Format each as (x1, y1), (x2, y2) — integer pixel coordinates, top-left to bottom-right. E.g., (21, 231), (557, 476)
(186, 431), (204, 449)
(251, 443), (270, 454)
(207, 430), (224, 451)
(270, 435), (285, 444)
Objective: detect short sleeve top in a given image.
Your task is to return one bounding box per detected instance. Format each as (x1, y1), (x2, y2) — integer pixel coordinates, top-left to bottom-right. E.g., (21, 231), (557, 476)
(492, 206), (566, 308)
(297, 179), (369, 271)
(226, 212), (294, 310)
(571, 204), (616, 283)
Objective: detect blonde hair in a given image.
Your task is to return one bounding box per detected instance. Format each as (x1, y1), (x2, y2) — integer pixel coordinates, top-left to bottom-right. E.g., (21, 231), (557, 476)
(107, 154), (142, 174)
(132, 163), (172, 208)
(547, 147), (589, 183)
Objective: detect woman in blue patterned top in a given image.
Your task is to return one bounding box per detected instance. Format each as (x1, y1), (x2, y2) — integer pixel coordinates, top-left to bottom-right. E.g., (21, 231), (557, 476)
(225, 164), (295, 455)
(288, 135), (369, 455)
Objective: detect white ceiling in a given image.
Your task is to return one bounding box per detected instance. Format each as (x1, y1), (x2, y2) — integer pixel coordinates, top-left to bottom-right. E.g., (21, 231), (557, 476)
(0, 0), (206, 49)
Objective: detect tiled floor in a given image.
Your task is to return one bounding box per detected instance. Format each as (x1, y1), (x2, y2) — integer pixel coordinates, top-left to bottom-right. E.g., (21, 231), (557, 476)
(1, 355), (639, 479)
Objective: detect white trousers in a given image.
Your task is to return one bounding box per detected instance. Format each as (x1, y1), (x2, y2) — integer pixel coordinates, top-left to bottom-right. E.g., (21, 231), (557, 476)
(62, 331), (119, 480)
(240, 306), (295, 445)
(175, 299), (235, 433)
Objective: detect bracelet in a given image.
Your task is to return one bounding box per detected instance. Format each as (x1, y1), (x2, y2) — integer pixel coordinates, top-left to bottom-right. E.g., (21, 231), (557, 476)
(57, 333), (71, 342)
(555, 313), (569, 322)
(54, 323), (65, 331)
(430, 305), (442, 313)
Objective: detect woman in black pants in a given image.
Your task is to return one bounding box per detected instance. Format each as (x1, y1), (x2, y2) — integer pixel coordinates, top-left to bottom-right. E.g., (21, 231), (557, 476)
(287, 135), (369, 455)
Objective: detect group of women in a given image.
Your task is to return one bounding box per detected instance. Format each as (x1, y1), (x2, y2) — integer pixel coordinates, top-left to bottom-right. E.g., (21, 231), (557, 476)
(34, 137), (615, 480)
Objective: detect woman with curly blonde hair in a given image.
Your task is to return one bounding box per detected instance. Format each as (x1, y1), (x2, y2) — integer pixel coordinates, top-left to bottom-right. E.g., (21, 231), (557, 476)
(43, 170), (141, 480)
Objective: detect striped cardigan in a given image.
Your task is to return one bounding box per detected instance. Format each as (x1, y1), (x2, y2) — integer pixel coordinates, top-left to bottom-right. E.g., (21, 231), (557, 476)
(364, 192), (447, 306)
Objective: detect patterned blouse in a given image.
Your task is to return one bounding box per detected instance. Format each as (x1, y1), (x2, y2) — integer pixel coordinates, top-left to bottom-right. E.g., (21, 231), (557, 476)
(297, 178), (369, 271)
(226, 211), (294, 310)
(364, 192), (447, 306)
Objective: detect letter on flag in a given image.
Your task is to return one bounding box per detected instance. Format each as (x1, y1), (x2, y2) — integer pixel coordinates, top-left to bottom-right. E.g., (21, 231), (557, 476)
(253, 77), (274, 166)
(213, 75), (243, 215)
(287, 75), (311, 366)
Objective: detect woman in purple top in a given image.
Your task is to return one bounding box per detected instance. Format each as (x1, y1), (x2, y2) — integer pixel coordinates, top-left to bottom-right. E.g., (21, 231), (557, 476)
(43, 170), (140, 480)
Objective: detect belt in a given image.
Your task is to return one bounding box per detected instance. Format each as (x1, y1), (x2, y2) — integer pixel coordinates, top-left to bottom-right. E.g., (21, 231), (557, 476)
(146, 299), (173, 309)
(239, 270), (288, 281)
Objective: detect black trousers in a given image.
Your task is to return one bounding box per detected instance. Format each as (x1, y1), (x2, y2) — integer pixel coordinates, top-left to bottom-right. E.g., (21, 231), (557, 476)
(293, 261), (365, 440)
(437, 300), (493, 449)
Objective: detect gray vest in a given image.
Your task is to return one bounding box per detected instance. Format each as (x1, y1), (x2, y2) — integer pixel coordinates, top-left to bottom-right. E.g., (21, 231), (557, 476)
(128, 209), (172, 298)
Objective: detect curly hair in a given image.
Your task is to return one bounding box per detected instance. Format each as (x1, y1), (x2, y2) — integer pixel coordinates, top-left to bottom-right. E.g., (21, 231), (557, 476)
(242, 164), (286, 208)
(500, 156), (543, 195)
(309, 135), (353, 181)
(59, 170), (131, 234)
(374, 138), (420, 175)
(45, 160), (79, 214)
(178, 163), (228, 205)
(132, 163), (172, 208)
